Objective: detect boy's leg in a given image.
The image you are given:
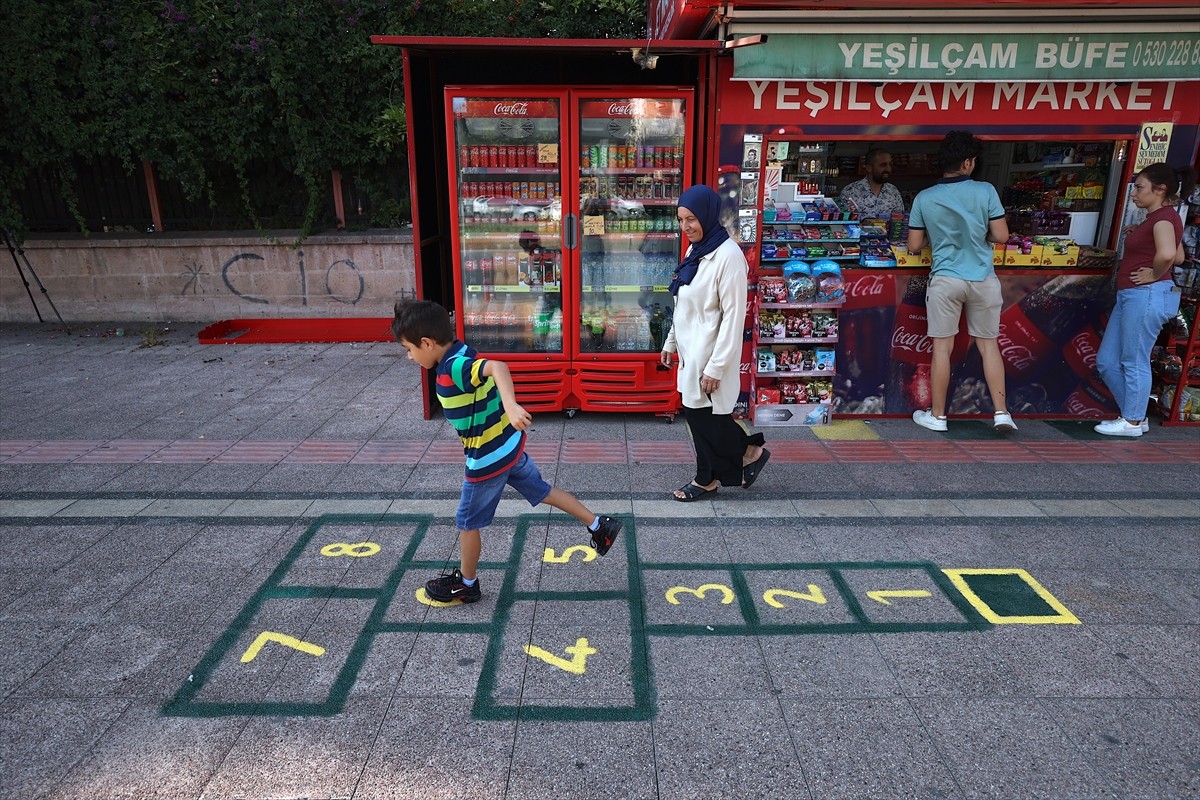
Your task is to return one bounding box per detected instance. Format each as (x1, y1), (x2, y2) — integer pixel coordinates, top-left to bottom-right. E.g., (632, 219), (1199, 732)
(540, 487), (594, 526)
(459, 528), (482, 581)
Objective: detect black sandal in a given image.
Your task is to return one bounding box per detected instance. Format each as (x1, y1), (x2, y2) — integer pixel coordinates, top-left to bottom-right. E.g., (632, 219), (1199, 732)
(742, 448), (771, 489)
(673, 482), (718, 502)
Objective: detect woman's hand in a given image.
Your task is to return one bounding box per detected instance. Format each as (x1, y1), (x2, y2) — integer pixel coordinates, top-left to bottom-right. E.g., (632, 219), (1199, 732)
(1129, 266), (1157, 285)
(700, 375), (720, 395)
(660, 350), (675, 368)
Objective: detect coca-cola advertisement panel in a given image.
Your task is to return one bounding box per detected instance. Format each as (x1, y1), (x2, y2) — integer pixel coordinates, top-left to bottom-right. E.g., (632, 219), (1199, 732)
(836, 270), (1118, 417)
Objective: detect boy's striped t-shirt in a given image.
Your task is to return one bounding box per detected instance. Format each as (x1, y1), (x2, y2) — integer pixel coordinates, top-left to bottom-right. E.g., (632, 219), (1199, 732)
(435, 341), (525, 482)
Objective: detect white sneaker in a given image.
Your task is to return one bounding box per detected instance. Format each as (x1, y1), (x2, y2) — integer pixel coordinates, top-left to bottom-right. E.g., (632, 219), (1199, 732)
(1140, 419), (1150, 433)
(1094, 417), (1143, 437)
(993, 411), (1018, 432)
(913, 409), (948, 432)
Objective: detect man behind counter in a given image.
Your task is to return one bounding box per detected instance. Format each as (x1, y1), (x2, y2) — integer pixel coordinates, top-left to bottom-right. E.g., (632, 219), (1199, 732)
(840, 148), (905, 220)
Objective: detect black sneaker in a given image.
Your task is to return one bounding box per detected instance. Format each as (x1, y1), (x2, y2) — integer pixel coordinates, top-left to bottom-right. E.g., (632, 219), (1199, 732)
(425, 569), (482, 603)
(590, 515), (623, 556)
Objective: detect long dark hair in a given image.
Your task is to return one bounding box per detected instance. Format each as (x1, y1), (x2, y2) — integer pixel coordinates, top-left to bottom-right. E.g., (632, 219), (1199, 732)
(1137, 162), (1197, 205)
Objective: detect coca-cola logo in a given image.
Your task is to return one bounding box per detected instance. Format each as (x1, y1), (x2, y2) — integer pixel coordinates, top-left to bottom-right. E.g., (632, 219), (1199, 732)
(847, 275), (886, 298)
(890, 325), (933, 355)
(1069, 329), (1098, 368)
(608, 103), (633, 116)
(494, 102), (529, 116)
(998, 332), (1038, 372)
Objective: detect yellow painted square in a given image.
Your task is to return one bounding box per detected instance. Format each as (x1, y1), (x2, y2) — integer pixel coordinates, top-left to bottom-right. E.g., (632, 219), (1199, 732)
(942, 568), (1080, 625)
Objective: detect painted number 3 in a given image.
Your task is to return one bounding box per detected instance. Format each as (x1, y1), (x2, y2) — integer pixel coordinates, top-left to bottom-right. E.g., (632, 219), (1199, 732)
(320, 542), (381, 558)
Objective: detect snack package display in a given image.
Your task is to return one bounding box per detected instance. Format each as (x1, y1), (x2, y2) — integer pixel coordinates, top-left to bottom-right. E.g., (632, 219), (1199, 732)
(812, 260), (845, 302)
(783, 260), (817, 303)
(759, 277), (788, 303)
(815, 347), (836, 372)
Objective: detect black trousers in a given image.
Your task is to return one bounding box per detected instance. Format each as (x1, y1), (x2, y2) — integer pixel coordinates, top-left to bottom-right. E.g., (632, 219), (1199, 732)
(683, 406), (765, 487)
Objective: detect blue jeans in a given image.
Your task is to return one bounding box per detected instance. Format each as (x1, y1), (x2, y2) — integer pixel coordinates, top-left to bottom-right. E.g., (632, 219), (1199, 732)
(1095, 281), (1180, 421)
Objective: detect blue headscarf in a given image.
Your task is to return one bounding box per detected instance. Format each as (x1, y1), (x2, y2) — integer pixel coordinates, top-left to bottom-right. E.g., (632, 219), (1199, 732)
(670, 184), (729, 297)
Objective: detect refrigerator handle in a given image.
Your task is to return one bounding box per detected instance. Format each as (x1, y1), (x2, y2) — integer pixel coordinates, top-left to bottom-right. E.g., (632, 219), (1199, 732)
(563, 213), (578, 251)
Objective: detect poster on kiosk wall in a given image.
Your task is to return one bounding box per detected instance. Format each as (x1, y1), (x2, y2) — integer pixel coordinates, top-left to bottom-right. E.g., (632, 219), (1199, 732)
(714, 58), (1200, 418)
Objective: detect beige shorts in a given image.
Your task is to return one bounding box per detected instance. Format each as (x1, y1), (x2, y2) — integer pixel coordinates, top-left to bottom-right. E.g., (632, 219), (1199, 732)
(925, 274), (1002, 339)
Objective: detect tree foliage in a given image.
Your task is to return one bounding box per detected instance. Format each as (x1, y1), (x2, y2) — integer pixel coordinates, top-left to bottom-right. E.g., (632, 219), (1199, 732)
(0, 0), (646, 239)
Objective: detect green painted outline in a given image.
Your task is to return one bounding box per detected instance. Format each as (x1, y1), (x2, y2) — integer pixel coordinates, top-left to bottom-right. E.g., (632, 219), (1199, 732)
(639, 561), (991, 635)
(163, 513), (439, 718)
(472, 514), (656, 722)
(163, 519), (989, 722)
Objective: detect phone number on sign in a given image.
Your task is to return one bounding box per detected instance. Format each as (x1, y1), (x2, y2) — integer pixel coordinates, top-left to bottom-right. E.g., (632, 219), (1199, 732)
(1131, 38), (1200, 68)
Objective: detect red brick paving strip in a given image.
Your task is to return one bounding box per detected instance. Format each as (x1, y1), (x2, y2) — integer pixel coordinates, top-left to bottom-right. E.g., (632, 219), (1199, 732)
(147, 441), (235, 463)
(350, 442), (427, 464)
(73, 440), (171, 463)
(283, 442), (364, 464)
(5, 441), (105, 463)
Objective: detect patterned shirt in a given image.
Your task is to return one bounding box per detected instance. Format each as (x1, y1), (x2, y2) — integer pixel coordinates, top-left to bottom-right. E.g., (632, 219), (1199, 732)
(840, 178), (905, 220)
(435, 341), (525, 481)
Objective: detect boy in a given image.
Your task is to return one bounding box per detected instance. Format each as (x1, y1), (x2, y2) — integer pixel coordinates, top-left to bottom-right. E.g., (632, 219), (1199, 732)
(392, 300), (622, 604)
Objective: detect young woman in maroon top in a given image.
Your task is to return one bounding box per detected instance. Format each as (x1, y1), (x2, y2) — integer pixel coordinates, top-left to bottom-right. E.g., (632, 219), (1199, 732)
(1094, 162), (1195, 437)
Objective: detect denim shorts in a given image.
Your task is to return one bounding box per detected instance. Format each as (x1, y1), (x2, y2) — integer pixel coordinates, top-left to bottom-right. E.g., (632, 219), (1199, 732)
(456, 452), (552, 531)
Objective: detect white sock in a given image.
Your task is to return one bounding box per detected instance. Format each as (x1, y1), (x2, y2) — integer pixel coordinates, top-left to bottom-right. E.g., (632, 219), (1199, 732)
(588, 516), (600, 531)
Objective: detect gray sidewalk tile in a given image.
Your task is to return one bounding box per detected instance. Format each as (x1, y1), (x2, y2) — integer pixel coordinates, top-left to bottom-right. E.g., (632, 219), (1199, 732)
(301, 498), (392, 517)
(987, 626), (1161, 699)
(198, 697), (388, 800)
(791, 498), (881, 517)
(137, 498), (235, 517)
(633, 498), (716, 517)
(355, 703), (515, 800)
(0, 498), (75, 516)
(507, 720), (657, 800)
(915, 699), (1113, 799)
(648, 635), (773, 698)
(0, 698), (131, 799)
(870, 498), (965, 517)
(1108, 497), (1200, 517)
(1087, 624), (1200, 699)
(951, 498), (1046, 517)
(652, 698), (808, 800)
(781, 698), (964, 799)
(217, 498), (315, 517)
(55, 497), (155, 517)
(872, 631), (1025, 698)
(1030, 498), (1130, 516)
(1046, 699), (1200, 799)
(44, 701), (248, 800)
(761, 634), (902, 697)
(713, 497), (795, 518)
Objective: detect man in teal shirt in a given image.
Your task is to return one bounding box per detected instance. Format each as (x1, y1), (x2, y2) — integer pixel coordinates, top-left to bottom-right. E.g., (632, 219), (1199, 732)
(906, 130), (1017, 433)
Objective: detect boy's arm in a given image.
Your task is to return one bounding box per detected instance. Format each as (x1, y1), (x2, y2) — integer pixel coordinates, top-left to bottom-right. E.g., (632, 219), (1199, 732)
(481, 358), (532, 431)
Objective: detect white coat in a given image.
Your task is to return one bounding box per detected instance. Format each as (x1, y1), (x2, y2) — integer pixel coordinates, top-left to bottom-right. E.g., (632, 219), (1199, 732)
(663, 237), (748, 414)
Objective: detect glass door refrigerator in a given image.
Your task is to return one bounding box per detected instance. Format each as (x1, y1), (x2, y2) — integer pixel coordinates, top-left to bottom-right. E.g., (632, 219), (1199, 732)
(446, 90), (573, 412)
(445, 88), (692, 416)
(570, 91), (691, 414)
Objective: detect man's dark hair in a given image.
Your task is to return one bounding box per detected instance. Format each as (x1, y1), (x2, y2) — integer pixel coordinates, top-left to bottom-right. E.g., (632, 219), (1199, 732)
(864, 147), (891, 166)
(938, 130), (983, 172)
(392, 299), (455, 346)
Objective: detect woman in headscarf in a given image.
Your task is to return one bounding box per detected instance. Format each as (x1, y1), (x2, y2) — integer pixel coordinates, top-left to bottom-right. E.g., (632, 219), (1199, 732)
(660, 184), (770, 501)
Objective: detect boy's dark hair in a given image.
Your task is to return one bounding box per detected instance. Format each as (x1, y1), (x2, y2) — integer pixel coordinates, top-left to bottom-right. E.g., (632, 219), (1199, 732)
(1137, 162), (1198, 204)
(392, 299), (455, 345)
(938, 130), (983, 173)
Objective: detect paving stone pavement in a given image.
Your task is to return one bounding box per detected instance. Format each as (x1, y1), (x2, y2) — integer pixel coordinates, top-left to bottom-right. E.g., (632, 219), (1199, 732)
(1, 321), (1198, 800)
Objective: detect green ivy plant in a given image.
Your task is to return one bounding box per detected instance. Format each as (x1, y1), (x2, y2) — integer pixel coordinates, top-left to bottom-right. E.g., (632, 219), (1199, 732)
(0, 0), (647, 242)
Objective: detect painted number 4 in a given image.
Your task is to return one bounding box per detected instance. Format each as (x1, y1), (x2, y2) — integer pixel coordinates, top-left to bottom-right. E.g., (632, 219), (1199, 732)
(523, 638), (596, 675)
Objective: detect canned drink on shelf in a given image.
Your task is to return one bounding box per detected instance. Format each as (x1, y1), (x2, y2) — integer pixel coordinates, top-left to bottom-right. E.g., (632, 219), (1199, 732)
(505, 146), (516, 167)
(592, 145), (603, 168)
(608, 145), (619, 168)
(581, 146), (591, 169)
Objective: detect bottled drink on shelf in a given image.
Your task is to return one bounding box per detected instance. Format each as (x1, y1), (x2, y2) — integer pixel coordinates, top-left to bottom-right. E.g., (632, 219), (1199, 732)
(548, 309), (563, 351)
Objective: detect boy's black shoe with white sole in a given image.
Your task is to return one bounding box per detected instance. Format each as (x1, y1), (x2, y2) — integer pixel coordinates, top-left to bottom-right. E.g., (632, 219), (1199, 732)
(590, 515), (623, 556)
(425, 569), (482, 603)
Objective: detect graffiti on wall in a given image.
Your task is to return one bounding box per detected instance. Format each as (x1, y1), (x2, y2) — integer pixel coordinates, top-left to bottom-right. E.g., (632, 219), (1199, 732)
(178, 249), (409, 306)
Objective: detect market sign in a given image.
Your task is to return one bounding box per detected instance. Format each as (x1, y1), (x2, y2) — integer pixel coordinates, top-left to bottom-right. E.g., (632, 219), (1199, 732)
(734, 33), (1200, 82)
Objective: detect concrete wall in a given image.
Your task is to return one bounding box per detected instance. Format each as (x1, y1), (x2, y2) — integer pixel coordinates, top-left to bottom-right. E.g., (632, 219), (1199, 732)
(1, 230), (416, 322)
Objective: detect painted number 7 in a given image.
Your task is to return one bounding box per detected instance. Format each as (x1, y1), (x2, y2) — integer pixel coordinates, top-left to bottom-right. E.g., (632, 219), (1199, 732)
(240, 631), (326, 663)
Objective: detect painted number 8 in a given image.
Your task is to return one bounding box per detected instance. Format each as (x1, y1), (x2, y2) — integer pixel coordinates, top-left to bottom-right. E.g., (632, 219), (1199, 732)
(320, 542), (381, 558)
